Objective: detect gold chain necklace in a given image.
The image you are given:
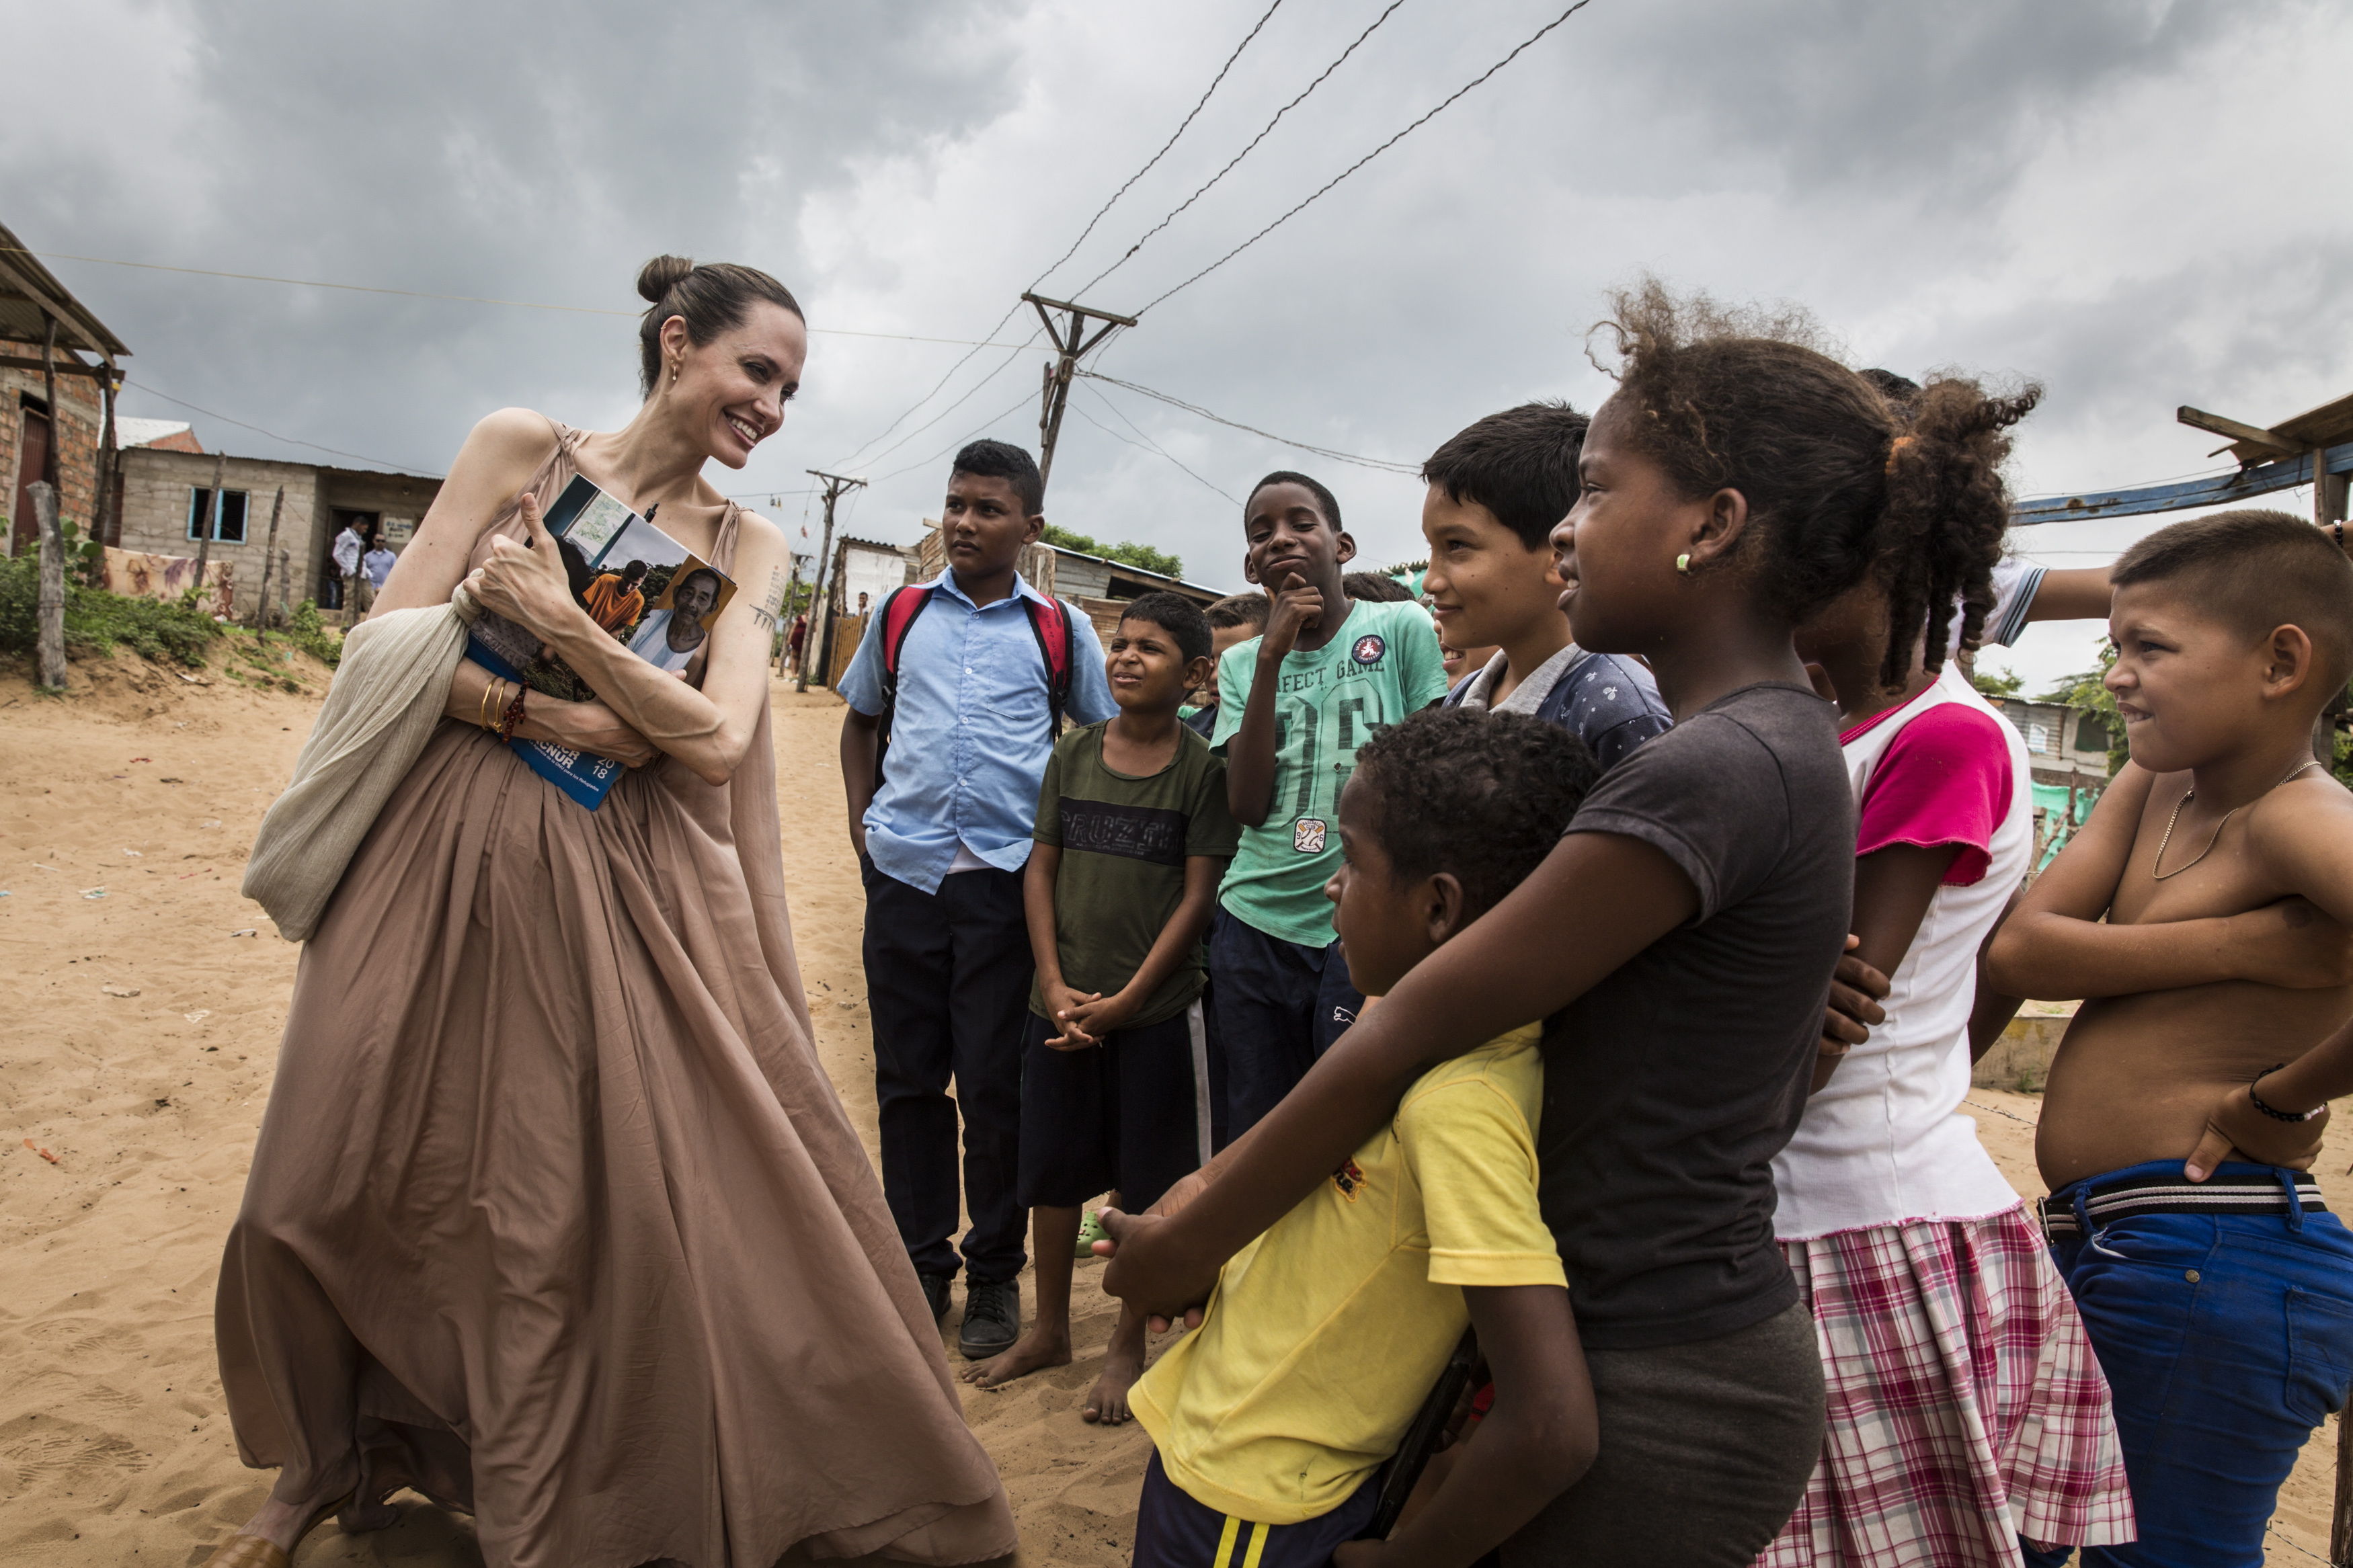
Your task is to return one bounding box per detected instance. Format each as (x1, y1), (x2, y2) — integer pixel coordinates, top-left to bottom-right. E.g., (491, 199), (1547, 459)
(2149, 759), (2322, 880)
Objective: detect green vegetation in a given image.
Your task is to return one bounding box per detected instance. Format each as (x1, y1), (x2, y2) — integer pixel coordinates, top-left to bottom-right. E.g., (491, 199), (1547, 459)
(1040, 524), (1183, 581)
(2039, 649), (2127, 775)
(279, 600), (344, 669)
(1970, 663), (2023, 699)
(0, 552), (223, 669)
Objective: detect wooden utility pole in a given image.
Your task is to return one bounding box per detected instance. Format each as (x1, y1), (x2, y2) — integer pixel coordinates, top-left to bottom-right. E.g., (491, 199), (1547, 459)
(37, 315), (58, 474)
(795, 468), (866, 694)
(94, 363), (120, 547)
(253, 486), (285, 634)
(1022, 292), (1136, 495)
(32, 481), (65, 690)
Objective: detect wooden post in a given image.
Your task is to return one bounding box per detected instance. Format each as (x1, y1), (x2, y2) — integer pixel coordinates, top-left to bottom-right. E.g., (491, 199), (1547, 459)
(37, 316), (59, 487)
(795, 470), (866, 693)
(1021, 292), (1136, 496)
(278, 546), (292, 626)
(32, 481), (65, 690)
(196, 450), (226, 581)
(95, 364), (120, 547)
(253, 486), (285, 633)
(2334, 1409), (2353, 1565)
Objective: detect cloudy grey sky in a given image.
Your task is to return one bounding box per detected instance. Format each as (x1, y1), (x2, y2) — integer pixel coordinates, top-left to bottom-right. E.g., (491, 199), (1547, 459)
(7, 0), (2347, 692)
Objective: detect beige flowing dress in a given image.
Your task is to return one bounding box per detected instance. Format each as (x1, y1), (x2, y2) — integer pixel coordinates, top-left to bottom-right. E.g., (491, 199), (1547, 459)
(215, 428), (1015, 1568)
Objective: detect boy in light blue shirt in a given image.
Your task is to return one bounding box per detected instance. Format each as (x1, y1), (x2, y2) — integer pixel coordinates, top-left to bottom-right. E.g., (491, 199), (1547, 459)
(838, 439), (1114, 1360)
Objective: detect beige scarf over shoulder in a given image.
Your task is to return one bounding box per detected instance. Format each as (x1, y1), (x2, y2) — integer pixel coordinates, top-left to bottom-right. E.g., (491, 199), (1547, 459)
(242, 583), (482, 941)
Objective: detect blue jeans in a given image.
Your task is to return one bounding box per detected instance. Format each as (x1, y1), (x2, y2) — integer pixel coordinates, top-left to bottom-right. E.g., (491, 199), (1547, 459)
(2020, 1159), (2353, 1568)
(1204, 907), (1363, 1141)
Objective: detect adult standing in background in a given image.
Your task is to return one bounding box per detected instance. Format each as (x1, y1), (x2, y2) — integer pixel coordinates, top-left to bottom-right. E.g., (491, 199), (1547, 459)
(203, 255), (1014, 1568)
(360, 534), (397, 594)
(332, 517), (367, 623)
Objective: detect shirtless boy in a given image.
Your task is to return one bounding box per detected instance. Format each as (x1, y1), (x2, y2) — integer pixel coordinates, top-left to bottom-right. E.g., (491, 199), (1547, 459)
(1987, 509), (2353, 1568)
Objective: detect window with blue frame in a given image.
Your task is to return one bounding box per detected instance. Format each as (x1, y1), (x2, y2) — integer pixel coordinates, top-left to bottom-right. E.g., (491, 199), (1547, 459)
(188, 487), (249, 543)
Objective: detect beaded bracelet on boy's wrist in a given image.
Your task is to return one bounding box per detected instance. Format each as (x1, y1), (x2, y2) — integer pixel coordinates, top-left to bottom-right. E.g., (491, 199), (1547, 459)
(2249, 1065), (2326, 1123)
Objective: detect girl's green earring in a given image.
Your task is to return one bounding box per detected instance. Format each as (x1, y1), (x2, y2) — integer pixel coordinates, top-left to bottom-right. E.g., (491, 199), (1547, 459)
(1675, 552), (1691, 575)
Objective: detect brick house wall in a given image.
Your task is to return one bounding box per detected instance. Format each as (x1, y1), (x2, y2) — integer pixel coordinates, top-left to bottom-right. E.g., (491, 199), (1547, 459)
(1, 362), (106, 546)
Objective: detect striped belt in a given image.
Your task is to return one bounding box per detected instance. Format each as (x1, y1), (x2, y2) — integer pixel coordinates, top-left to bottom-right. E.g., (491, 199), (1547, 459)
(2038, 1171), (2327, 1240)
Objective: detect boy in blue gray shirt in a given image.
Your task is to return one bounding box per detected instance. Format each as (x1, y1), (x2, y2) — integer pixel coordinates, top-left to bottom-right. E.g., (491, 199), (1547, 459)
(838, 439), (1115, 1360)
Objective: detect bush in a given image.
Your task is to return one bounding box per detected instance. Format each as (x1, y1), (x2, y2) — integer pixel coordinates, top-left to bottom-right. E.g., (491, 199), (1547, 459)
(281, 600), (342, 668)
(0, 554), (223, 668)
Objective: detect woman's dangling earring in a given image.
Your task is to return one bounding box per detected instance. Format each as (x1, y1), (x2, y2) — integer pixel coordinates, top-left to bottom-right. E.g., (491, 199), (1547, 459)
(1675, 553), (1691, 575)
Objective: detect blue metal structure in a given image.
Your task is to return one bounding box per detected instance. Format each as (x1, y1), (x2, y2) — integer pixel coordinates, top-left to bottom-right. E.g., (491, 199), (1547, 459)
(2013, 440), (2353, 525)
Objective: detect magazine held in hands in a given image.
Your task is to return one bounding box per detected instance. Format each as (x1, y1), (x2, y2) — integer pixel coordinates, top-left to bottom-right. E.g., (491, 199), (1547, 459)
(468, 474), (737, 808)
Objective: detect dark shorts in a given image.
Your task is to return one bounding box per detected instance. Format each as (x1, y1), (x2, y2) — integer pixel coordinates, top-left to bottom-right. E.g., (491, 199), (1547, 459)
(1133, 1448), (1378, 1568)
(1205, 907), (1364, 1141)
(1016, 1000), (1210, 1213)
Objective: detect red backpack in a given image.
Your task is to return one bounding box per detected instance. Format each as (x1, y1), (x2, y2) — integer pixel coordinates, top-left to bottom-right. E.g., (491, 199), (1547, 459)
(874, 583), (1076, 780)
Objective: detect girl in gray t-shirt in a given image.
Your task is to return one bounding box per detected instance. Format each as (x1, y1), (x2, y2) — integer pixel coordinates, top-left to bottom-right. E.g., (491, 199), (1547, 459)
(1103, 288), (2041, 1567)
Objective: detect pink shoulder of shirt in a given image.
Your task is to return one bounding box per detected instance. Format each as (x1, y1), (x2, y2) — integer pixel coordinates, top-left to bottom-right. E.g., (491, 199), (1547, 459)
(1847, 702), (2015, 885)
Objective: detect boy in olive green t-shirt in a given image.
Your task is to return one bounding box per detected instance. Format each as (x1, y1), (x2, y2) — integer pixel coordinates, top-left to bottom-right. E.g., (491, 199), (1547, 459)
(961, 593), (1238, 1426)
(1212, 472), (1449, 1139)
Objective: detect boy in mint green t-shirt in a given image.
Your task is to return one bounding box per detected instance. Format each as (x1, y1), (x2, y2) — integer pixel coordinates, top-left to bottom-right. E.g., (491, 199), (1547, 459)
(1209, 471), (1447, 1138)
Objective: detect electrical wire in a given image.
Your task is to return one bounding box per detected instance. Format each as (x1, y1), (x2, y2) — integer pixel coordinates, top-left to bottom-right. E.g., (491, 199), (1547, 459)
(874, 387), (1041, 485)
(1, 246), (1024, 347)
(1138, 0), (1597, 314)
(1073, 382), (1237, 503)
(850, 331), (1043, 474)
(1033, 0), (1287, 294)
(832, 3), (1291, 468)
(1081, 370), (1416, 473)
(1071, 0), (1410, 298)
(121, 378), (440, 476)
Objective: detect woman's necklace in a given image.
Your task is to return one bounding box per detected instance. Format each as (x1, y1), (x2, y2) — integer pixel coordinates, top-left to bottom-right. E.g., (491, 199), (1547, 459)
(2149, 758), (2323, 880)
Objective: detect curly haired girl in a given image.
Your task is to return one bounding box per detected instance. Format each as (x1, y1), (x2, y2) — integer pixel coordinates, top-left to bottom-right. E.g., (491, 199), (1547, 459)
(1105, 282), (2052, 1566)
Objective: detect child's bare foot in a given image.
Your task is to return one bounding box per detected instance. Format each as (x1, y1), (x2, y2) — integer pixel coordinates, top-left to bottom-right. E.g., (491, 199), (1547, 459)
(1082, 1332), (1146, 1425)
(959, 1323), (1072, 1389)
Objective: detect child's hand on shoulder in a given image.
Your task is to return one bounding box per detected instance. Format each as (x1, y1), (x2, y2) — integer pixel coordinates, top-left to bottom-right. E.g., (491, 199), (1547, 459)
(1261, 577), (1324, 659)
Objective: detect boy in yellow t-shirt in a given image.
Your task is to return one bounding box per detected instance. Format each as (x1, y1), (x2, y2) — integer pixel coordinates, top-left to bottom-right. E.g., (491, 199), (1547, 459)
(1128, 708), (1599, 1568)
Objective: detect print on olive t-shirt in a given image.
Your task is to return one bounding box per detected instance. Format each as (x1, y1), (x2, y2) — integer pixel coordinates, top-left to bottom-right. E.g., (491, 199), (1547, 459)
(1539, 682), (1855, 1351)
(1030, 721), (1240, 1028)
(1209, 600), (1449, 947)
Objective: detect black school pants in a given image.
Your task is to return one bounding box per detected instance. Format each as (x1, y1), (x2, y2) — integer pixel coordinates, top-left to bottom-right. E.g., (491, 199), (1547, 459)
(1205, 907), (1365, 1141)
(861, 858), (1029, 1283)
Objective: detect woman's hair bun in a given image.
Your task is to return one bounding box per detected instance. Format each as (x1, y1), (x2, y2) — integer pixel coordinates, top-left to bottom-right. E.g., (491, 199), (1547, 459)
(636, 255), (695, 304)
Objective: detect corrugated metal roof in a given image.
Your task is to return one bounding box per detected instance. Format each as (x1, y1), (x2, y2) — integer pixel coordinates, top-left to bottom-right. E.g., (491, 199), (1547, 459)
(0, 220), (131, 358)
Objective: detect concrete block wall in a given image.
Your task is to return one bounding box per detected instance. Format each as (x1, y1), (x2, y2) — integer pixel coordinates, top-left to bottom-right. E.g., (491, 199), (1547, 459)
(114, 447), (324, 612)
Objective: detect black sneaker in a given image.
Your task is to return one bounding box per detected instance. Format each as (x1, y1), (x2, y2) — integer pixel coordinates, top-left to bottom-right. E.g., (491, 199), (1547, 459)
(957, 1277), (1021, 1360)
(917, 1270), (954, 1325)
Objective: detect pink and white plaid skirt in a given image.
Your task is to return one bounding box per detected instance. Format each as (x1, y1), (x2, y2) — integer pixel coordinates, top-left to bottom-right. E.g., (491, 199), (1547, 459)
(1756, 1204), (2135, 1567)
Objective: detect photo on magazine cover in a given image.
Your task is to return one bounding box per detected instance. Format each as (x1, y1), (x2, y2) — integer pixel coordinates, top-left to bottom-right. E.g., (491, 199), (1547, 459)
(468, 477), (735, 700)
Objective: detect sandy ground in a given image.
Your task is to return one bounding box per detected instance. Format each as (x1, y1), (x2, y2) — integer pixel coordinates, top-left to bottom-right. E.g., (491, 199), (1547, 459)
(0, 648), (2344, 1566)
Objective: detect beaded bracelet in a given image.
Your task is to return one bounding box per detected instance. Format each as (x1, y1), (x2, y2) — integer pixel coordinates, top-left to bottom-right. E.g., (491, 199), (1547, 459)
(497, 680), (528, 743)
(2249, 1064), (2325, 1124)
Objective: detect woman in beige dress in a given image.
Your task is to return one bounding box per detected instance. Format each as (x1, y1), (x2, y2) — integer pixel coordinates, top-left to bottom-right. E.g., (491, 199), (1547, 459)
(202, 257), (1015, 1568)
